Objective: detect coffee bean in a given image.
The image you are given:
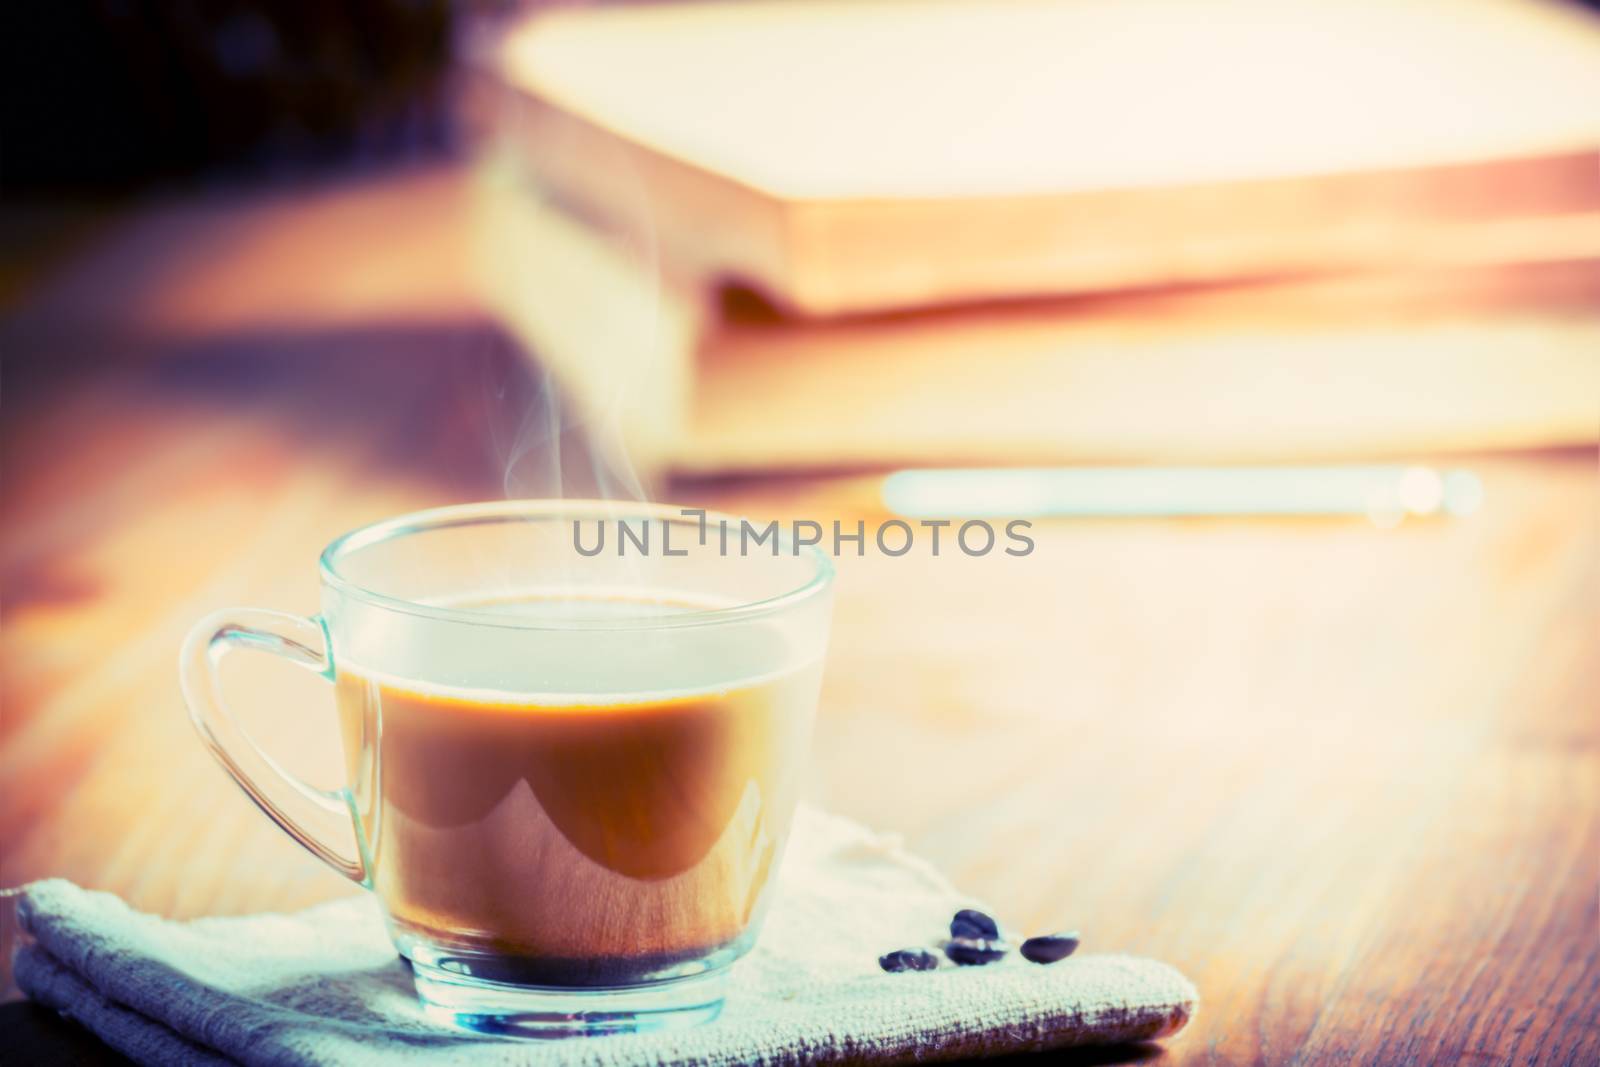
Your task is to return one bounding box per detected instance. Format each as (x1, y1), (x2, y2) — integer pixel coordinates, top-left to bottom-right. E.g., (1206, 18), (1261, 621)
(1019, 932), (1080, 964)
(879, 948), (940, 973)
(950, 908), (1000, 940)
(943, 937), (1007, 966)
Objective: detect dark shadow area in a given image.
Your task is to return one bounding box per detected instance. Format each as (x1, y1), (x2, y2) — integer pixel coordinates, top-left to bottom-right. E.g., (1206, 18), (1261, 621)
(0, 4), (455, 192)
(0, 1001), (136, 1066)
(0, 319), (644, 509)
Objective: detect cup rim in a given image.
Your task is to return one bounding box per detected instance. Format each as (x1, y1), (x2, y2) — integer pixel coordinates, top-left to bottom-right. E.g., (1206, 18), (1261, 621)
(318, 500), (835, 631)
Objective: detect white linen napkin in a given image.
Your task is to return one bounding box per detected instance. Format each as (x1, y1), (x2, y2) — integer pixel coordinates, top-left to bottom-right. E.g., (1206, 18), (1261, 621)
(13, 807), (1196, 1066)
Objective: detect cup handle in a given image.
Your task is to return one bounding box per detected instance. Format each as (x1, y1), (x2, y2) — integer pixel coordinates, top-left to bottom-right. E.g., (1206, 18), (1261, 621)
(179, 608), (367, 884)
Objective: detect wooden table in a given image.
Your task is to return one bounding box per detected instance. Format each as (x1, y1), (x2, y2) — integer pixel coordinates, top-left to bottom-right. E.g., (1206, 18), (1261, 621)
(2, 166), (1596, 1066)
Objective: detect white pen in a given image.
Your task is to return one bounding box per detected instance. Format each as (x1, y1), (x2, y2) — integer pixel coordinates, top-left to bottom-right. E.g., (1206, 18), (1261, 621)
(882, 466), (1484, 522)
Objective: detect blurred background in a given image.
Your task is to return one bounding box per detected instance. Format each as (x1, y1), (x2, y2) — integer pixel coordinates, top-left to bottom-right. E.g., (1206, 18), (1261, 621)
(2, 1), (1598, 1062)
(5, 0), (1598, 488)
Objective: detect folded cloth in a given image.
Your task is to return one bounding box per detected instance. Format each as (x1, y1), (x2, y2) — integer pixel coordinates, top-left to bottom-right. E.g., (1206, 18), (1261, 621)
(13, 808), (1196, 1066)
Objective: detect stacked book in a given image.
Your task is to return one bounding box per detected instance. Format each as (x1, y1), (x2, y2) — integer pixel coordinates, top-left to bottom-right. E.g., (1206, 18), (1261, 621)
(468, 0), (1600, 480)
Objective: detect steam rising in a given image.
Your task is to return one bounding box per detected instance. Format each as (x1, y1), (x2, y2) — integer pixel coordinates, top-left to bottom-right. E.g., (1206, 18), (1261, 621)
(482, 358), (646, 505)
(473, 78), (671, 507)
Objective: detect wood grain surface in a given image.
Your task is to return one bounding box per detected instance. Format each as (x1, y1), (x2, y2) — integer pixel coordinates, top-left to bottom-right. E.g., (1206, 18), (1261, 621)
(2, 166), (1597, 1066)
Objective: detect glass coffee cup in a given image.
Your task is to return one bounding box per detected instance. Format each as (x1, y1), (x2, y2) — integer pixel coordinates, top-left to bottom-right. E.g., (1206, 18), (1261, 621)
(180, 501), (834, 1036)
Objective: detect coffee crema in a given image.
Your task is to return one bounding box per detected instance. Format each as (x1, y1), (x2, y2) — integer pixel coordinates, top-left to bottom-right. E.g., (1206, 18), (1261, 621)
(334, 594), (820, 984)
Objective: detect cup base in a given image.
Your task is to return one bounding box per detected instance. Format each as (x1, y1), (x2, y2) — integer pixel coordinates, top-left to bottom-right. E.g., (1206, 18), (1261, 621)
(411, 959), (728, 1038)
